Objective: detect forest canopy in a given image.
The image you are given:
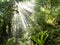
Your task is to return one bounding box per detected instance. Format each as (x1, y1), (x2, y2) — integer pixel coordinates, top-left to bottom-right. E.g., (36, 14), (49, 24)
(0, 0), (60, 45)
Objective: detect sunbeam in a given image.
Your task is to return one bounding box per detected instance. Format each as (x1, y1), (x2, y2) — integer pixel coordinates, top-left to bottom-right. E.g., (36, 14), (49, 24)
(11, 0), (34, 44)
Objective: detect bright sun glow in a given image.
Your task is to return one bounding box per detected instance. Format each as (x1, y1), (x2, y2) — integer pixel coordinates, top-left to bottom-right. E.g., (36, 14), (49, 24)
(13, 0), (34, 29)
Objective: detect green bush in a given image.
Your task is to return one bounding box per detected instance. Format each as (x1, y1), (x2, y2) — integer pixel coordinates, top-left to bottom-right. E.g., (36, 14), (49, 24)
(6, 37), (15, 45)
(31, 31), (49, 45)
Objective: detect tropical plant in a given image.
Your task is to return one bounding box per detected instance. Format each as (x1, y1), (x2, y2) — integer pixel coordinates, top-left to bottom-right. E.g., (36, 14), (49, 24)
(31, 31), (49, 45)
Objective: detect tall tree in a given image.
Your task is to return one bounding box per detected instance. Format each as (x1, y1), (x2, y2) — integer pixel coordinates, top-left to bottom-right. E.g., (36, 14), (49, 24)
(0, 0), (14, 45)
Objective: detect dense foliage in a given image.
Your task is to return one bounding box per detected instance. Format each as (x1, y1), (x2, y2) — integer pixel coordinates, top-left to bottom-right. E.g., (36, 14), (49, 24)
(29, 0), (60, 45)
(0, 0), (60, 45)
(0, 0), (14, 45)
